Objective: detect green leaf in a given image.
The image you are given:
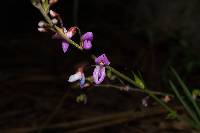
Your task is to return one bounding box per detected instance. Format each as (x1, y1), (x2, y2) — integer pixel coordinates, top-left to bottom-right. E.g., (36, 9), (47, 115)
(106, 70), (116, 80)
(192, 89), (200, 99)
(166, 111), (177, 119)
(171, 68), (200, 119)
(76, 94), (87, 104)
(86, 76), (93, 82)
(132, 73), (145, 89)
(186, 118), (200, 130)
(169, 80), (200, 124)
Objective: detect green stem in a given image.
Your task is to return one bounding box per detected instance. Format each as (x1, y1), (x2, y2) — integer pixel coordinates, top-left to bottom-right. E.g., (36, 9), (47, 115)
(54, 26), (83, 50)
(38, 5), (53, 26)
(146, 89), (175, 113)
(97, 84), (174, 97)
(36, 5), (177, 117)
(106, 66), (137, 86)
(38, 5), (83, 50)
(106, 66), (176, 115)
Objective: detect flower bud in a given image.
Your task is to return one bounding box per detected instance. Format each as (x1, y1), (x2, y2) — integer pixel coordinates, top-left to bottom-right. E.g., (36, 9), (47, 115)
(49, 0), (58, 5)
(52, 18), (58, 25)
(65, 27), (77, 38)
(133, 74), (145, 89)
(38, 21), (46, 27)
(38, 27), (47, 32)
(68, 27), (77, 35)
(49, 10), (59, 17)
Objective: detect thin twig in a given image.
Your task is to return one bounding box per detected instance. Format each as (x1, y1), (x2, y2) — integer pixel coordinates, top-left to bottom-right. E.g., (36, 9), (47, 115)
(96, 84), (174, 97)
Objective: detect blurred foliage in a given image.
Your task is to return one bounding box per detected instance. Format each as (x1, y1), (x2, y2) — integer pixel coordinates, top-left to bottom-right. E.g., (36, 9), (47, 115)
(169, 68), (200, 130)
(76, 93), (87, 104)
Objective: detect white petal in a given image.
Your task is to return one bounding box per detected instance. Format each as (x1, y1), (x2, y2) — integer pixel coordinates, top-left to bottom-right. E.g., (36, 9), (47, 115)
(68, 72), (82, 82)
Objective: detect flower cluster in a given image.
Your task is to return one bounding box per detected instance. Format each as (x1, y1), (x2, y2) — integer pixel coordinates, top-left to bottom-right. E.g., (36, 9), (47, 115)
(36, 0), (94, 53)
(33, 0), (110, 89)
(68, 53), (110, 88)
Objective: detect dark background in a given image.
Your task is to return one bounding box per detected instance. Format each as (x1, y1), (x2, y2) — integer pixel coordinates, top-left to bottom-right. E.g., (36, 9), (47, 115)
(0, 0), (200, 132)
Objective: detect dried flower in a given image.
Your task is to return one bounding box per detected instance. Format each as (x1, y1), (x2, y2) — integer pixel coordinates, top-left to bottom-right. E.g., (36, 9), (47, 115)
(81, 32), (93, 50)
(68, 71), (85, 88)
(93, 54), (110, 84)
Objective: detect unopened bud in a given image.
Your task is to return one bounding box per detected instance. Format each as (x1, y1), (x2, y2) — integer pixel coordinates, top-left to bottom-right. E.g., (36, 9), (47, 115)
(49, 0), (58, 5)
(133, 74), (145, 89)
(52, 18), (58, 25)
(119, 86), (130, 91)
(63, 28), (68, 34)
(68, 27), (77, 34)
(38, 27), (47, 32)
(66, 27), (77, 38)
(49, 10), (58, 17)
(162, 95), (171, 103)
(38, 21), (46, 27)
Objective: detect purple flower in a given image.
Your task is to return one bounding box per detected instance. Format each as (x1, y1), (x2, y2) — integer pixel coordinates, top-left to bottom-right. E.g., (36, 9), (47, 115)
(68, 71), (85, 88)
(95, 54), (110, 65)
(53, 27), (76, 53)
(61, 41), (69, 53)
(81, 32), (93, 50)
(93, 54), (110, 84)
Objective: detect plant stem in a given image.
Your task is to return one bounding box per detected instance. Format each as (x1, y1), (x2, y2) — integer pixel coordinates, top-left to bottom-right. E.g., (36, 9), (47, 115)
(97, 84), (174, 97)
(106, 66), (137, 86)
(38, 5), (53, 26)
(38, 6), (83, 50)
(36, 5), (177, 117)
(54, 26), (83, 50)
(106, 66), (176, 115)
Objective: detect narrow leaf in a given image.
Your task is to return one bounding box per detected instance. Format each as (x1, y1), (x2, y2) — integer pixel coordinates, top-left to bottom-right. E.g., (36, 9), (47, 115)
(169, 80), (200, 124)
(171, 68), (200, 119)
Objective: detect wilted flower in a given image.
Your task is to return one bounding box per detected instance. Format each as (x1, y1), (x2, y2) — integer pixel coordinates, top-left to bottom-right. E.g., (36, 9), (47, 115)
(68, 66), (86, 88)
(81, 32), (93, 50)
(68, 71), (85, 88)
(53, 27), (76, 53)
(93, 54), (110, 84)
